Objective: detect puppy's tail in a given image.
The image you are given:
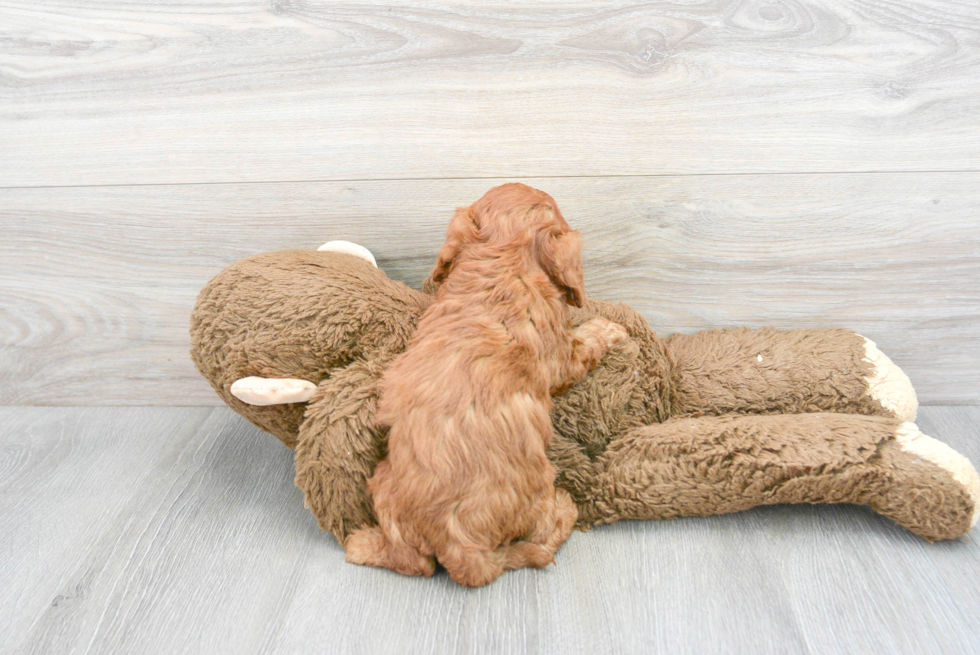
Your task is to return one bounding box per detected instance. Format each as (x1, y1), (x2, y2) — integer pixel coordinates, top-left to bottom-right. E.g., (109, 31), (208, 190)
(439, 541), (554, 588)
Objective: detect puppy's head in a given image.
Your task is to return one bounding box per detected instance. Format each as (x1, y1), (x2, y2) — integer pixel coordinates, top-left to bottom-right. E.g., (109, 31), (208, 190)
(429, 183), (586, 307)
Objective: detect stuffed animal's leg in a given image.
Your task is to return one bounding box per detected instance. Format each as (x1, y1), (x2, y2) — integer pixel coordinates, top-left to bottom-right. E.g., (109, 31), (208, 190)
(294, 359), (388, 544)
(579, 413), (978, 541)
(665, 328), (917, 421)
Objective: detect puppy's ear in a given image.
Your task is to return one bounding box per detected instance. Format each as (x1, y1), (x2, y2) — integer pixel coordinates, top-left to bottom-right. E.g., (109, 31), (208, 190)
(536, 228), (586, 308)
(430, 206), (480, 285)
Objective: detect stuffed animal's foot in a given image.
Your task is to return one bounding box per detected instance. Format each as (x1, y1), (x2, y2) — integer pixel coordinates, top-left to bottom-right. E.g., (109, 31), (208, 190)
(884, 422), (980, 533)
(317, 240), (377, 267)
(847, 421), (978, 540)
(229, 376), (317, 405)
(861, 337), (918, 422)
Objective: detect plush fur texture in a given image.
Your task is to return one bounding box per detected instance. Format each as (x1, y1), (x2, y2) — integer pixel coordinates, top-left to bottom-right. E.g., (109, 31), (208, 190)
(573, 413), (976, 540)
(344, 185), (625, 585)
(190, 196), (979, 549)
(666, 327), (883, 417)
(190, 249), (427, 450)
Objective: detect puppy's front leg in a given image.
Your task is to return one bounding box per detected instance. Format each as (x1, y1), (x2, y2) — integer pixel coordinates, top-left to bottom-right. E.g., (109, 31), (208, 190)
(553, 318), (628, 394)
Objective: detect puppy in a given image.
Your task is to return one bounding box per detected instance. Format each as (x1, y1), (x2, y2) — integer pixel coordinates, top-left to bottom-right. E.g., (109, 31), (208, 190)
(344, 183), (627, 586)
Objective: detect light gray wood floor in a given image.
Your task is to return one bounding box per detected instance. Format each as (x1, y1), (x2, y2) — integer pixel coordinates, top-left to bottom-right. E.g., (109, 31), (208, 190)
(2, 405), (978, 654)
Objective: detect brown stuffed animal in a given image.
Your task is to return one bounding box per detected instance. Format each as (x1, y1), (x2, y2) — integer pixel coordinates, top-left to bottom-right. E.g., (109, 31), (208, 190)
(190, 240), (979, 547)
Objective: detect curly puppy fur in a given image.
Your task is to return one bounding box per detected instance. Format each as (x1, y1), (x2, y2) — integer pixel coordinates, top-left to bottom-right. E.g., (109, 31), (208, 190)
(344, 184), (627, 586)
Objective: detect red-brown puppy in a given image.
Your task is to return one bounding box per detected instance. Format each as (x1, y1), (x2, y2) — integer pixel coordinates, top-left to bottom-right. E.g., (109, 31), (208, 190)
(344, 183), (627, 586)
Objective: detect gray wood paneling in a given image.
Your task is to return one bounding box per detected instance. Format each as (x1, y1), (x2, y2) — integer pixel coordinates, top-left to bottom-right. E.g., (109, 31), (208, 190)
(1, 406), (978, 654)
(2, 0), (978, 187)
(2, 173), (978, 405)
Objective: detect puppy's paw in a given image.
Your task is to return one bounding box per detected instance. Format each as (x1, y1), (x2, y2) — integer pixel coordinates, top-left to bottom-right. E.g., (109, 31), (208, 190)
(345, 526), (436, 577)
(579, 317), (629, 348)
(605, 321), (629, 346)
(519, 542), (555, 569)
(344, 527), (385, 566)
(503, 542), (554, 570)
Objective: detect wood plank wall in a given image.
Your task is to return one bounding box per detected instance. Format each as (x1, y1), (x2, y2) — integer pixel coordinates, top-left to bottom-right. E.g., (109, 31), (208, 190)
(1, 1), (978, 405)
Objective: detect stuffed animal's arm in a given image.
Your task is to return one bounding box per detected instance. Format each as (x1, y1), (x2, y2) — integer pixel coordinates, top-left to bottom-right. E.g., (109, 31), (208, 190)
(665, 328), (917, 421)
(575, 413), (978, 541)
(293, 359), (387, 543)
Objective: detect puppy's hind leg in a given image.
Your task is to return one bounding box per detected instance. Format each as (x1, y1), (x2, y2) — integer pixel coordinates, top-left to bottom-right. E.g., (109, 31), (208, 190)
(346, 458), (436, 577)
(530, 488), (579, 557)
(345, 525), (436, 578)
